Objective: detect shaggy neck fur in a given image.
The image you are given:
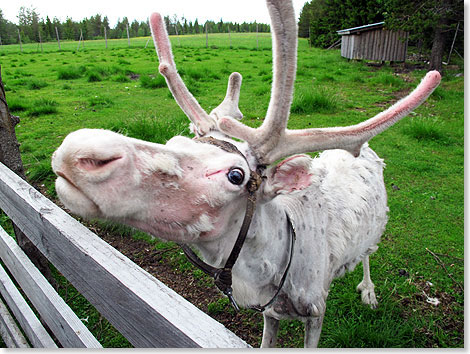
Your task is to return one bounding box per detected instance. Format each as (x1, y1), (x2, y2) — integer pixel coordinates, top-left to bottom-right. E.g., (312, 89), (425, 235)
(193, 144), (387, 320)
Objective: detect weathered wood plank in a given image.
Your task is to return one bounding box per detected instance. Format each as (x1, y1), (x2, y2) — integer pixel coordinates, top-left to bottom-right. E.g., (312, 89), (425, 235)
(0, 162), (249, 348)
(0, 296), (30, 347)
(338, 27), (408, 62)
(0, 262), (57, 348)
(0, 226), (101, 348)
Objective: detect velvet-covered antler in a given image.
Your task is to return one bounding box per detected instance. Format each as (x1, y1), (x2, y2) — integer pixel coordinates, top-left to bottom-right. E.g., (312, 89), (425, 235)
(216, 0), (441, 164)
(149, 13), (243, 136)
(210, 72), (243, 121)
(219, 70), (441, 163)
(151, 0), (440, 165)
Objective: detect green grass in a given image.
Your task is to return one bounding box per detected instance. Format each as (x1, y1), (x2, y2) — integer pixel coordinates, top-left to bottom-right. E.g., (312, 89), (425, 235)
(58, 66), (83, 80)
(291, 85), (338, 113)
(139, 74), (166, 89)
(0, 34), (463, 348)
(27, 98), (59, 117)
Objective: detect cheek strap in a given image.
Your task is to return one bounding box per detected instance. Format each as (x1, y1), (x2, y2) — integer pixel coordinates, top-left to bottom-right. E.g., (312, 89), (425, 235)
(178, 168), (261, 311)
(178, 137), (294, 313)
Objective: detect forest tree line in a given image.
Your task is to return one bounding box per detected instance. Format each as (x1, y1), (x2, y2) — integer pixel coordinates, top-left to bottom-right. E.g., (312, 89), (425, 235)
(0, 7), (270, 45)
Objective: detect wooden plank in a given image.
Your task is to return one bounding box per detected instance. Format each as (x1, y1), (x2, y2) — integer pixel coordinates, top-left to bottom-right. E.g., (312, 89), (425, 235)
(0, 262), (57, 348)
(0, 296), (30, 347)
(0, 162), (249, 348)
(0, 227), (102, 348)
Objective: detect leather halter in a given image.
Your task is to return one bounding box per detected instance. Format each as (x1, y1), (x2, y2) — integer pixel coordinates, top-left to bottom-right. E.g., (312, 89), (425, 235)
(178, 136), (295, 312)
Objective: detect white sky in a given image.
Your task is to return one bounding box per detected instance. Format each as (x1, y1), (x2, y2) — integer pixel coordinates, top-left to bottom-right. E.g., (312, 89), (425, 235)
(2, 1), (308, 27)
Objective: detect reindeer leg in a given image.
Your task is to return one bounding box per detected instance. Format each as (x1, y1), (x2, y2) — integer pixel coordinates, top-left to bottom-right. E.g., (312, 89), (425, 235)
(356, 255), (378, 308)
(260, 314), (280, 348)
(304, 315), (324, 348)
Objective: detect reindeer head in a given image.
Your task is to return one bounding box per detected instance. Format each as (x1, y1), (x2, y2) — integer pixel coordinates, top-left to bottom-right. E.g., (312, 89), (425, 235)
(52, 0), (441, 244)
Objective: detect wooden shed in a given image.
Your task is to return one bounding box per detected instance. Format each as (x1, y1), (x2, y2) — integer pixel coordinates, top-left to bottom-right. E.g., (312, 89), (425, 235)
(337, 22), (409, 62)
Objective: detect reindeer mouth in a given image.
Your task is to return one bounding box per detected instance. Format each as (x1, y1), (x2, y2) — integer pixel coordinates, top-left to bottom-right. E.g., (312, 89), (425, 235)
(55, 172), (102, 218)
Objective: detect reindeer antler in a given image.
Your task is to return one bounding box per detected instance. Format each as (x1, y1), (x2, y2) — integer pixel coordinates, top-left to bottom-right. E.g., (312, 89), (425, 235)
(220, 71), (441, 163)
(217, 0), (298, 163)
(210, 72), (243, 121)
(149, 13), (243, 136)
(151, 1), (440, 164)
(216, 0), (441, 165)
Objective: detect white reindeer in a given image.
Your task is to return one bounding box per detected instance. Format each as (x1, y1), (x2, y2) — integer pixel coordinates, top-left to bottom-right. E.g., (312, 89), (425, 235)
(51, 0), (441, 348)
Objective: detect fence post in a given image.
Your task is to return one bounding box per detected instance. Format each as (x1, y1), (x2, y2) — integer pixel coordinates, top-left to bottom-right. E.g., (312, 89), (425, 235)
(104, 27), (108, 49)
(174, 24), (181, 47)
(38, 31), (43, 53)
(126, 24), (130, 47)
(55, 26), (61, 51)
(77, 29), (84, 51)
(446, 21), (460, 65)
(0, 66), (55, 287)
(256, 22), (259, 50)
(17, 29), (22, 52)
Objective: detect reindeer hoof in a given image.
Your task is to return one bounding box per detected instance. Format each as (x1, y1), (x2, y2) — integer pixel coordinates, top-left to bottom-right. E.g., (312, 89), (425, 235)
(356, 281), (378, 309)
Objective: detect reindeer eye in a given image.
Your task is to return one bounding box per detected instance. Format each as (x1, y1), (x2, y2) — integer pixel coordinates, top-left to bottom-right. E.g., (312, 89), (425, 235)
(227, 168), (245, 185)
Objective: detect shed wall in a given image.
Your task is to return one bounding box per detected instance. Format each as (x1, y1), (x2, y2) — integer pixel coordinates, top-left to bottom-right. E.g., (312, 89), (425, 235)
(340, 28), (408, 61)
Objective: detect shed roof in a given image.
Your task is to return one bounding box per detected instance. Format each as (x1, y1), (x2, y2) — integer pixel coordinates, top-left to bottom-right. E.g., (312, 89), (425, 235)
(337, 22), (385, 35)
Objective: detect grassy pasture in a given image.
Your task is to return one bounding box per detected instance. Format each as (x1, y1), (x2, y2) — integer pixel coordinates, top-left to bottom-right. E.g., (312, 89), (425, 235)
(0, 33), (464, 348)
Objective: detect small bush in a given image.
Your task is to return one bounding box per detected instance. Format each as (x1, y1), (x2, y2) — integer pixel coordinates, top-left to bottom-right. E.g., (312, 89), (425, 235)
(291, 86), (338, 114)
(86, 71), (103, 82)
(13, 69), (32, 78)
(107, 113), (189, 144)
(88, 65), (123, 77)
(402, 118), (447, 143)
(27, 79), (48, 90)
(58, 66), (83, 80)
(140, 74), (166, 89)
(117, 58), (131, 65)
(28, 98), (58, 117)
(7, 97), (28, 112)
(182, 66), (220, 81)
(371, 73), (404, 88)
(253, 86), (270, 96)
(88, 95), (113, 108)
(113, 74), (131, 83)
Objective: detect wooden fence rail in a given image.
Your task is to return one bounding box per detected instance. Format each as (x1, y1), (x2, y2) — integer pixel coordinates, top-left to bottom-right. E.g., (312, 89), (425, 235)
(0, 162), (249, 348)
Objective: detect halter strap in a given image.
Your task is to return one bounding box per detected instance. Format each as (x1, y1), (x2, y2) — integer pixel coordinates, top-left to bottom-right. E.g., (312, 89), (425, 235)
(178, 136), (294, 312)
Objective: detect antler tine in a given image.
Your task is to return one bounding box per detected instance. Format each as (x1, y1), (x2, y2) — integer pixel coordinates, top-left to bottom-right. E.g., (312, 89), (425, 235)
(262, 0), (298, 137)
(149, 13), (216, 136)
(210, 72), (244, 121)
(269, 70), (442, 162)
(217, 0), (298, 162)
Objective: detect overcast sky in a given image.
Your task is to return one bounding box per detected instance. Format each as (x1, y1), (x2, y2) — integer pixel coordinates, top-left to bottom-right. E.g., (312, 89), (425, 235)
(2, 1), (308, 26)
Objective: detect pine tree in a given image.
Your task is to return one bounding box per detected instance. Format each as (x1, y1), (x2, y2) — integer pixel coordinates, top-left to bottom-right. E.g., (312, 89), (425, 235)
(383, 0), (463, 72)
(298, 2), (313, 38)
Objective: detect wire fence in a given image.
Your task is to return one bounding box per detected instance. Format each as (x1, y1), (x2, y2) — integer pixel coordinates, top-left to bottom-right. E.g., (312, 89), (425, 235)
(0, 32), (274, 54)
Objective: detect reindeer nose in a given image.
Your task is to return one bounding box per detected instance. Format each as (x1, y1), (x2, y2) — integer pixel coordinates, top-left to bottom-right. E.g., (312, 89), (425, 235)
(55, 170), (80, 190)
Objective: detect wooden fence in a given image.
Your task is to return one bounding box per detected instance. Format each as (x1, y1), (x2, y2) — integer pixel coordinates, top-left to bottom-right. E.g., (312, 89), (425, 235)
(0, 161), (249, 348)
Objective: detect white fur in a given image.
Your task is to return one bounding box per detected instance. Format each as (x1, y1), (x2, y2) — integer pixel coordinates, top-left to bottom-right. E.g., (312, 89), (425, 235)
(137, 150), (183, 178)
(51, 0), (438, 346)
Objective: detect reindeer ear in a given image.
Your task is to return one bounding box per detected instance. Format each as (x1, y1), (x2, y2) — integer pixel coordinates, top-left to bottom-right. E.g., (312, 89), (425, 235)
(262, 154), (313, 198)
